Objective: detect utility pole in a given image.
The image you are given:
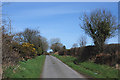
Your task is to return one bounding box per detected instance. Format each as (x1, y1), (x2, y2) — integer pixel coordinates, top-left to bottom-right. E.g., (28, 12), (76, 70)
(8, 17), (11, 35)
(8, 17), (12, 65)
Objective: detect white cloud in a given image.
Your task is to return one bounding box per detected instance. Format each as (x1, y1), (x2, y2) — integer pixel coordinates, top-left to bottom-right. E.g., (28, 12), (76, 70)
(9, 6), (90, 19)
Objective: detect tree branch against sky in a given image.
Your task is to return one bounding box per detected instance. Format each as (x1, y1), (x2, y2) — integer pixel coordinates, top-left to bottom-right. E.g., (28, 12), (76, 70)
(50, 38), (64, 52)
(78, 36), (87, 47)
(2, 2), (118, 49)
(80, 9), (118, 53)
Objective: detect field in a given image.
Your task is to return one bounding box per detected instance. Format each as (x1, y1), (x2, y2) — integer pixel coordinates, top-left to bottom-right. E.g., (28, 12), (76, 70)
(3, 55), (46, 78)
(53, 54), (118, 78)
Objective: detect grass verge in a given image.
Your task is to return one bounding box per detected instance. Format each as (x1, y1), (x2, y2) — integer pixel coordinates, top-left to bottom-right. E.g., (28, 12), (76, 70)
(53, 54), (118, 78)
(3, 55), (46, 78)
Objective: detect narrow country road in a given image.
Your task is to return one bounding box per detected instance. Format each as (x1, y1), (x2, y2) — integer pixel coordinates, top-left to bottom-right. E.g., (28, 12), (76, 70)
(42, 55), (87, 79)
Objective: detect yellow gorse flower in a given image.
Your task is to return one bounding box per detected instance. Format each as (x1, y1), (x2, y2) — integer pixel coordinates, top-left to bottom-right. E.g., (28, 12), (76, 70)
(31, 48), (36, 52)
(33, 48), (35, 51)
(22, 43), (34, 47)
(22, 43), (36, 53)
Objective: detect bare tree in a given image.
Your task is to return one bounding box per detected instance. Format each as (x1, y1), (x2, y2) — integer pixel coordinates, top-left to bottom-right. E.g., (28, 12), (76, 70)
(80, 9), (118, 53)
(50, 38), (60, 45)
(22, 28), (40, 44)
(72, 43), (78, 48)
(50, 43), (63, 52)
(78, 36), (87, 47)
(50, 38), (63, 52)
(41, 37), (49, 52)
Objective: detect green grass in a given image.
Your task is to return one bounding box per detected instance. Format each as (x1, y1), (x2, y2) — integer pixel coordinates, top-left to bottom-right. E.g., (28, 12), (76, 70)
(3, 55), (46, 78)
(53, 54), (118, 78)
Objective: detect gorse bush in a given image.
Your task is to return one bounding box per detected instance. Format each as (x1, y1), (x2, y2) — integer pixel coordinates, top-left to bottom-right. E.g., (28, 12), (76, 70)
(20, 43), (37, 60)
(2, 25), (48, 66)
(2, 33), (21, 66)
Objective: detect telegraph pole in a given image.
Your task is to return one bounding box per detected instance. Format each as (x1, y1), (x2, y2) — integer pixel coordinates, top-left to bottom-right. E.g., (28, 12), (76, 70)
(8, 17), (11, 35)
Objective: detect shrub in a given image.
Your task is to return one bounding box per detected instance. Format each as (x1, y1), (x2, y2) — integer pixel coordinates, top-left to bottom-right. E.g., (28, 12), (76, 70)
(66, 49), (71, 55)
(58, 46), (67, 56)
(20, 43), (37, 60)
(103, 44), (120, 54)
(69, 48), (76, 56)
(94, 53), (117, 66)
(54, 52), (59, 55)
(37, 47), (42, 56)
(77, 46), (97, 62)
(44, 53), (50, 55)
(64, 44), (120, 66)
(2, 34), (20, 66)
(58, 49), (65, 56)
(94, 44), (120, 66)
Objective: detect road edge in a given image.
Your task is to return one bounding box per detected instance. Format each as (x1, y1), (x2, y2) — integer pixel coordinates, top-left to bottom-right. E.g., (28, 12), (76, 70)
(51, 55), (91, 78)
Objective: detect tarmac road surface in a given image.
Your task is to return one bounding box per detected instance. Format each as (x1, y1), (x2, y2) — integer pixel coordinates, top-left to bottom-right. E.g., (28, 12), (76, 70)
(42, 55), (88, 79)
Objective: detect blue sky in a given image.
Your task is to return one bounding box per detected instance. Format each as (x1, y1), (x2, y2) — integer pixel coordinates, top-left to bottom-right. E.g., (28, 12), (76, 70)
(2, 2), (118, 49)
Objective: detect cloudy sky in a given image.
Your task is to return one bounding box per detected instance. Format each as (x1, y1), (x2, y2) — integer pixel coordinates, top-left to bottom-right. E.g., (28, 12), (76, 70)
(2, 2), (118, 49)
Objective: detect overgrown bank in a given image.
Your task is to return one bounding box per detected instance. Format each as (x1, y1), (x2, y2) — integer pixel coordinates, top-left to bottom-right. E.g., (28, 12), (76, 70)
(3, 55), (46, 78)
(57, 44), (120, 68)
(53, 55), (118, 78)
